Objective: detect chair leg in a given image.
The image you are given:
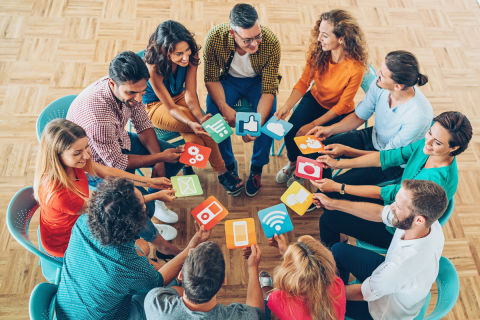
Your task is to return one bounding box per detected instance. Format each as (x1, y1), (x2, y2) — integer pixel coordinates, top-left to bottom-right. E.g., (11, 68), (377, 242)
(333, 169), (343, 178)
(136, 169), (145, 177)
(277, 141), (286, 156)
(270, 140), (275, 156)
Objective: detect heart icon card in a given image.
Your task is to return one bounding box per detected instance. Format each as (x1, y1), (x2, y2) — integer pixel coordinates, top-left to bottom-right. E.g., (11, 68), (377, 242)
(202, 114), (234, 143)
(260, 117), (293, 140)
(225, 218), (257, 249)
(171, 175), (203, 197)
(295, 156), (323, 181)
(293, 135), (325, 154)
(258, 204), (294, 238)
(280, 182), (313, 216)
(191, 196), (228, 230)
(179, 142), (211, 169)
(235, 112), (262, 137)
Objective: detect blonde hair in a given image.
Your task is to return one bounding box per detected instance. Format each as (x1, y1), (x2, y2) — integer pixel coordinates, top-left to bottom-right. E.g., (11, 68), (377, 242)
(34, 119), (95, 204)
(272, 235), (340, 320)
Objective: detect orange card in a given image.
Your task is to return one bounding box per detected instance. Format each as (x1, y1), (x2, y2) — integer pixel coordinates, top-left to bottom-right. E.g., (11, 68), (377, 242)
(225, 218), (256, 249)
(179, 142), (211, 169)
(293, 135), (325, 154)
(191, 196), (228, 230)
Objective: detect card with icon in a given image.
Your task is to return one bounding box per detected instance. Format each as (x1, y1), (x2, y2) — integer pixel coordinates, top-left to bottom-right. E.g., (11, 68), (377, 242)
(280, 182), (313, 216)
(293, 135), (325, 154)
(295, 156), (323, 181)
(225, 218), (256, 249)
(179, 142), (211, 169)
(258, 204), (294, 238)
(191, 196), (228, 230)
(202, 114), (233, 143)
(171, 175), (203, 198)
(260, 117), (293, 140)
(235, 112), (262, 137)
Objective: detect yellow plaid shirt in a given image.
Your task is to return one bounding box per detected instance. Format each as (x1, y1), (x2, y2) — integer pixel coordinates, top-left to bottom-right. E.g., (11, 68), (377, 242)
(204, 22), (281, 96)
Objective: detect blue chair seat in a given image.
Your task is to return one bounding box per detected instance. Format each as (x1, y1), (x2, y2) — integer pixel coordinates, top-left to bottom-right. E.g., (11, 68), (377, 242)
(29, 282), (58, 320)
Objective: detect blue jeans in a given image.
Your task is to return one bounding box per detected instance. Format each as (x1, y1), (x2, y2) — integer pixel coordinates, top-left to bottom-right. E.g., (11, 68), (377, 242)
(332, 242), (385, 320)
(128, 279), (179, 320)
(206, 75), (276, 168)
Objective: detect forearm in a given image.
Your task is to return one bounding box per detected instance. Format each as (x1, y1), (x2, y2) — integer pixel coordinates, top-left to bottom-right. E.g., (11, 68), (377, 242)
(137, 128), (162, 153)
(344, 184), (382, 200)
(257, 94), (275, 126)
(205, 82), (229, 112)
(312, 109), (338, 127)
(184, 91), (204, 123)
(336, 152), (381, 169)
(328, 113), (366, 136)
(143, 193), (158, 203)
(345, 284), (364, 301)
(344, 148), (378, 158)
(126, 153), (163, 170)
(158, 247), (190, 285)
(93, 162), (153, 187)
(283, 88), (304, 111)
(246, 266), (265, 313)
(169, 107), (194, 126)
(329, 197), (384, 221)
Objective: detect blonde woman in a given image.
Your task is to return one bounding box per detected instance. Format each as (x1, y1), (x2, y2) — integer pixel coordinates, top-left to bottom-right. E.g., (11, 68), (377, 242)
(34, 119), (181, 262)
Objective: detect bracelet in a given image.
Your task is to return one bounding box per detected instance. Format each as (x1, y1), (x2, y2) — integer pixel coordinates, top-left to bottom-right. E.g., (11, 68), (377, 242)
(186, 121), (191, 127)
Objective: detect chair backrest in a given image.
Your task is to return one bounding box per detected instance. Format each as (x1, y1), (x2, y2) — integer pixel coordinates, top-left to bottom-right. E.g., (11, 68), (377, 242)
(36, 95), (78, 142)
(438, 198), (454, 227)
(425, 256), (460, 319)
(6, 187), (63, 268)
(29, 282), (58, 320)
(360, 64), (376, 94)
(233, 97), (254, 113)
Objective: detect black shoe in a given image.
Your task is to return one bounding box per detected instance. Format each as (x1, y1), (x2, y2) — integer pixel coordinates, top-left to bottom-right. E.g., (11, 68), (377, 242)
(182, 166), (195, 176)
(218, 171), (244, 196)
(306, 202), (317, 213)
(245, 171), (262, 197)
(156, 250), (176, 263)
(227, 159), (239, 178)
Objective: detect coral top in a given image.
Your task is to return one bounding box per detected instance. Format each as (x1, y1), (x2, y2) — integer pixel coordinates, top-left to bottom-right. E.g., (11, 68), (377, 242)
(293, 55), (364, 115)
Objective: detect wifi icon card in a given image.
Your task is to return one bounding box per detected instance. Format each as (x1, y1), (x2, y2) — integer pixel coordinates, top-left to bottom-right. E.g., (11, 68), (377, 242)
(258, 204), (294, 238)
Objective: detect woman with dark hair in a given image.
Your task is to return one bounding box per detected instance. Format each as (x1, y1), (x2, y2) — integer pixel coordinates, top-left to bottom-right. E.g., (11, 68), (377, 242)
(275, 9), (369, 189)
(143, 21), (243, 196)
(313, 111), (472, 248)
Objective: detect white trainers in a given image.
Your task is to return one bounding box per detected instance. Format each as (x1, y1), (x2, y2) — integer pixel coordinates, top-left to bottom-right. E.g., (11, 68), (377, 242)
(287, 173), (305, 187)
(154, 201), (179, 224)
(276, 163), (296, 183)
(154, 224), (177, 241)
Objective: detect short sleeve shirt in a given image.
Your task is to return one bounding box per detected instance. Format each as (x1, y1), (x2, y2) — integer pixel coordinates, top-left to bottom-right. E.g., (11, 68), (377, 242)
(55, 215), (164, 320)
(39, 168), (88, 257)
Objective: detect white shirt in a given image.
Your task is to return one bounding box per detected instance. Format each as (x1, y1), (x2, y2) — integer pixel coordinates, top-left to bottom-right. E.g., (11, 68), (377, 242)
(228, 51), (257, 78)
(361, 206), (445, 320)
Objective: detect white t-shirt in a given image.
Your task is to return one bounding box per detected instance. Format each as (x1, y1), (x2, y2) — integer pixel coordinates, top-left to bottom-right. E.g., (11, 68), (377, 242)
(361, 205), (445, 320)
(228, 51), (257, 78)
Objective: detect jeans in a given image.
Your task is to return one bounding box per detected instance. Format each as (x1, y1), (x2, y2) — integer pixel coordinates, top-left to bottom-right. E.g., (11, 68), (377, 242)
(321, 127), (404, 184)
(206, 75), (276, 168)
(332, 242), (386, 320)
(128, 279), (179, 320)
(284, 90), (352, 162)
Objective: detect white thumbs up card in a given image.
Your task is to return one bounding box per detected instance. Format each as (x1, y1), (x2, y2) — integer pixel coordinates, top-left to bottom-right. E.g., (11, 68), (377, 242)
(235, 112), (262, 137)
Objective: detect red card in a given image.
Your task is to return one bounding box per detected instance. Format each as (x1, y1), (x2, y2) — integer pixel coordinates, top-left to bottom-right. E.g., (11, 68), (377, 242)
(191, 196), (228, 230)
(179, 142), (211, 169)
(295, 156), (323, 181)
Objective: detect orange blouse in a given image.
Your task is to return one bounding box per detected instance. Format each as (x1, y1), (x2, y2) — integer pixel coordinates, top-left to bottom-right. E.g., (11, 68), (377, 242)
(293, 56), (364, 115)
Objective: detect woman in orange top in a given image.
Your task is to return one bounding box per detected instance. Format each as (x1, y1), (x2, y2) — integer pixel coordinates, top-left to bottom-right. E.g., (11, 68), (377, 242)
(275, 9), (369, 191)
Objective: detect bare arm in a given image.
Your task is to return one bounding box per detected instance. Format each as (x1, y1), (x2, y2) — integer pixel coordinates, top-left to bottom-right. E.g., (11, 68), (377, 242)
(328, 111), (366, 135)
(257, 93), (275, 126)
(318, 152), (381, 170)
(345, 284), (364, 301)
(343, 148), (378, 158)
(246, 245), (265, 313)
(205, 81), (237, 127)
(93, 161), (169, 188)
(184, 63), (206, 123)
(313, 194), (384, 222)
(275, 88), (304, 120)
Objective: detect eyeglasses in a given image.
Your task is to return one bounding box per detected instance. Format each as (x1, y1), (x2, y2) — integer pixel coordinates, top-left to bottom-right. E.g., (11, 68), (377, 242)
(234, 30), (263, 45)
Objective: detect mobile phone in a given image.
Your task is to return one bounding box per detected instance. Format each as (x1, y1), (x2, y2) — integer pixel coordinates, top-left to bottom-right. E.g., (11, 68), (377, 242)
(233, 220), (248, 247)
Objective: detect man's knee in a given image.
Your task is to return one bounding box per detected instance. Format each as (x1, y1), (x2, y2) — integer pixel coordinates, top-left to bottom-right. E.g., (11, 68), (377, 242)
(319, 210), (337, 231)
(331, 242), (349, 259)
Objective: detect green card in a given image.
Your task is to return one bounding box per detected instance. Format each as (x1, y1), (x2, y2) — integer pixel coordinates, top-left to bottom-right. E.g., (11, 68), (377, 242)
(202, 114), (233, 143)
(171, 175), (203, 197)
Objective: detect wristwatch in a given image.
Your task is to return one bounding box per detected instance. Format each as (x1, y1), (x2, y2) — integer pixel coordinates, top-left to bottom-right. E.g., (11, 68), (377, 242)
(339, 183), (346, 195)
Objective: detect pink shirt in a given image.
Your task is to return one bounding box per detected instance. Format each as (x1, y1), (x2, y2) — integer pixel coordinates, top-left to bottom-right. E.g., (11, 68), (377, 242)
(267, 276), (346, 320)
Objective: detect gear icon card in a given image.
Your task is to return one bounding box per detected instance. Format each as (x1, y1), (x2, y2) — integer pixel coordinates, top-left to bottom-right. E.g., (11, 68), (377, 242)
(179, 142), (211, 169)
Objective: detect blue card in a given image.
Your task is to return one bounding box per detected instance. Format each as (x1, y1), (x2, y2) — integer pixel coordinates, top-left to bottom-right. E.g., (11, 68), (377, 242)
(235, 112), (262, 137)
(258, 203), (294, 238)
(260, 117), (294, 140)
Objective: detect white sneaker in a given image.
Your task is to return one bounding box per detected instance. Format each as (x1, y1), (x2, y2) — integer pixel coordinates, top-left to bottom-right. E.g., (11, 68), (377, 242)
(276, 163), (295, 183)
(154, 224), (177, 241)
(154, 201), (178, 223)
(287, 173), (305, 187)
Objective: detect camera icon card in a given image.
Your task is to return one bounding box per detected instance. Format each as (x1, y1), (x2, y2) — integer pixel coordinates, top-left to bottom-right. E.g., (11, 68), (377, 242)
(225, 218), (257, 249)
(191, 196), (228, 230)
(179, 142), (211, 169)
(203, 114), (233, 143)
(295, 156), (323, 181)
(260, 117), (293, 141)
(280, 182), (313, 216)
(293, 135), (325, 154)
(235, 112), (262, 137)
(258, 204), (294, 239)
(171, 175), (203, 198)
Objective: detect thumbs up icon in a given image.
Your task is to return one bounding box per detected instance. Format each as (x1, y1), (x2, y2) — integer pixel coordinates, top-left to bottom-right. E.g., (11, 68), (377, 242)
(235, 112), (262, 137)
(239, 115), (258, 133)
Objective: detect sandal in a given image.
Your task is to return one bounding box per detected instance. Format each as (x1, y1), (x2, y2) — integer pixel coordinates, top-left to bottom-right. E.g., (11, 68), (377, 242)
(155, 250), (176, 263)
(259, 270), (273, 288)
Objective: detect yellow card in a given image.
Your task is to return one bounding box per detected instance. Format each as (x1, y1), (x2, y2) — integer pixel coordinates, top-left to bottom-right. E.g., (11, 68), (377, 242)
(280, 181), (313, 216)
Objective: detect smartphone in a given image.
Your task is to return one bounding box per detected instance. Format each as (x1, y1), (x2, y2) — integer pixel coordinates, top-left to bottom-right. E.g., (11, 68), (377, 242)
(233, 220), (248, 247)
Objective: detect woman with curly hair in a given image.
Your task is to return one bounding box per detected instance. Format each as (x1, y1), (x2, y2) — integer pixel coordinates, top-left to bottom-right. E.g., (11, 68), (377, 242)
(275, 9), (369, 190)
(143, 20), (243, 196)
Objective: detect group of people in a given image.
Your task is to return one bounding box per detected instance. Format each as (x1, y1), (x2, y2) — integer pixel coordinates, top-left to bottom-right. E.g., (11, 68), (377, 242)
(31, 3), (474, 320)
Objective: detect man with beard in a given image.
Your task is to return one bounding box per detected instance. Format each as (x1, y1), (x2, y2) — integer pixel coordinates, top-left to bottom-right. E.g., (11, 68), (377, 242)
(306, 50), (433, 186)
(67, 51), (184, 225)
(314, 179), (447, 320)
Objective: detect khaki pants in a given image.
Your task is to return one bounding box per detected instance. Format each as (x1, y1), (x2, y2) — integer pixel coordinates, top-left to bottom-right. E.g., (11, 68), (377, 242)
(145, 92), (225, 172)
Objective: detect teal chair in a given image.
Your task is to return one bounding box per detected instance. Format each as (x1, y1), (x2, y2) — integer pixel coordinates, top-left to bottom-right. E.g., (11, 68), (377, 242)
(346, 257), (459, 320)
(6, 187), (62, 284)
(36, 95), (78, 141)
(29, 282), (58, 320)
(276, 64), (376, 157)
(357, 198), (455, 255)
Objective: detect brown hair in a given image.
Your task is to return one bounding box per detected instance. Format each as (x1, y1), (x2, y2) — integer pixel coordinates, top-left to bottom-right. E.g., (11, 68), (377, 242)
(308, 9), (369, 76)
(272, 235), (340, 320)
(402, 179), (448, 227)
(433, 111), (472, 157)
(385, 50), (428, 90)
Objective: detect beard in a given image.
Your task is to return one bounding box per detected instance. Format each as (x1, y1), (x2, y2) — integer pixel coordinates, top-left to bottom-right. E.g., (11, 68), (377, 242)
(391, 209), (416, 230)
(112, 87), (136, 108)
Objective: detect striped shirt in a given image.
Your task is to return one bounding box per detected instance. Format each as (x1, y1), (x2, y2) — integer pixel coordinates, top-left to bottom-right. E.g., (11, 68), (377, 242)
(204, 22), (281, 95)
(67, 76), (154, 170)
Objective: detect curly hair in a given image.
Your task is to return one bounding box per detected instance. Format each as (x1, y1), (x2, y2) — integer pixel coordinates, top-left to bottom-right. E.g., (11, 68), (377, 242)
(87, 177), (148, 247)
(308, 9), (369, 76)
(143, 20), (201, 77)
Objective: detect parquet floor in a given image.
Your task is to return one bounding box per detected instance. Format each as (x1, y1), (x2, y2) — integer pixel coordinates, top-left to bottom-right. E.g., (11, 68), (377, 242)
(1, 0), (480, 319)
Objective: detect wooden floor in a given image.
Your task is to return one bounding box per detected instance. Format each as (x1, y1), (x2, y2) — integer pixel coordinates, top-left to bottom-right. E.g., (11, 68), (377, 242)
(1, 0), (480, 318)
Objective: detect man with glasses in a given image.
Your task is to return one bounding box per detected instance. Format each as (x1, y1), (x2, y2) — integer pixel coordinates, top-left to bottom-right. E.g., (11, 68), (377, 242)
(204, 3), (281, 197)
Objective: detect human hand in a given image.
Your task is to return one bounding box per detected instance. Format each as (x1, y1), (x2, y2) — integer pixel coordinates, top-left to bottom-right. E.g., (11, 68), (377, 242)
(247, 245), (262, 272)
(274, 105), (291, 120)
(316, 155), (342, 170)
(199, 113), (212, 124)
(189, 121), (210, 137)
(242, 134), (257, 143)
(268, 233), (288, 256)
(312, 193), (336, 210)
(187, 221), (212, 249)
(322, 144), (349, 159)
(295, 123), (315, 137)
(306, 126), (333, 141)
(153, 189), (177, 202)
(223, 106), (237, 127)
(310, 178), (341, 193)
(152, 162), (165, 178)
(148, 177), (173, 190)
(159, 146), (184, 163)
